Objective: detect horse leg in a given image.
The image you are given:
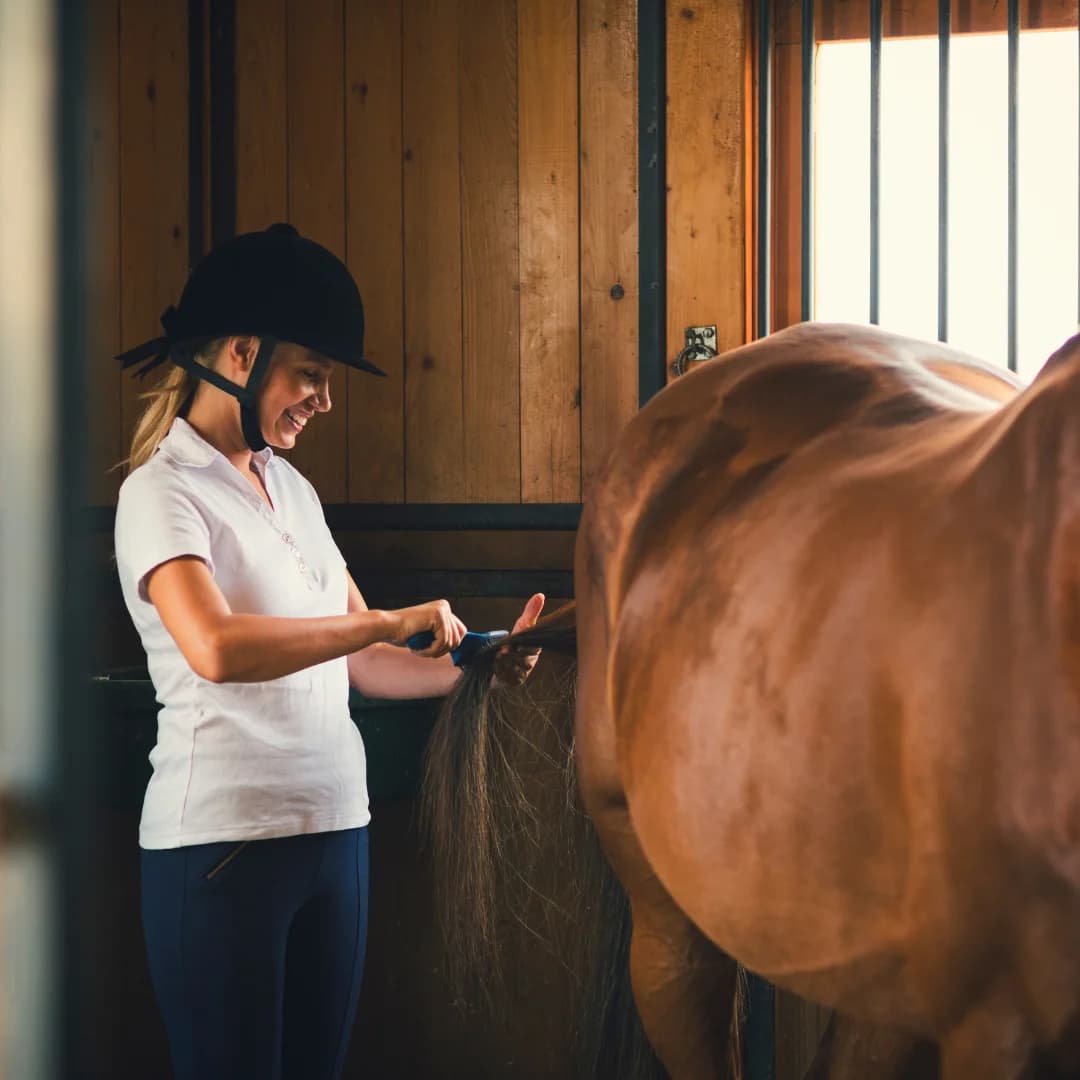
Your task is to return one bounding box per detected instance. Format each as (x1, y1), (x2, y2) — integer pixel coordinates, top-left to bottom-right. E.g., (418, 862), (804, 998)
(804, 1013), (938, 1080)
(596, 804), (742, 1080)
(938, 979), (1034, 1080)
(574, 557), (739, 1079)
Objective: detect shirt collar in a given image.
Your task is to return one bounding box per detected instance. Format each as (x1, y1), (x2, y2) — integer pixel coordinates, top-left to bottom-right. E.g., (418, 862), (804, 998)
(159, 416), (275, 470)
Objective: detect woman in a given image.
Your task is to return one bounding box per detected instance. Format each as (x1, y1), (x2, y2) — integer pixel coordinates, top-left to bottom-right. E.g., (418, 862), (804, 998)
(113, 223), (543, 1079)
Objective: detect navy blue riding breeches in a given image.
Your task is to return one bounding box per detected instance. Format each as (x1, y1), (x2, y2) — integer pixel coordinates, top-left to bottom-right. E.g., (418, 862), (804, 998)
(140, 827), (369, 1080)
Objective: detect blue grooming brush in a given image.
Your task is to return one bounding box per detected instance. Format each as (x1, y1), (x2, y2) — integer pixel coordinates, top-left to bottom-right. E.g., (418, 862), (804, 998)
(404, 629), (509, 667)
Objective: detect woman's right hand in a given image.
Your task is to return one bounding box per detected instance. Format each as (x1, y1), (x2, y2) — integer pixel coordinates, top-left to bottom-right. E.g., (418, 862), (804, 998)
(387, 599), (467, 658)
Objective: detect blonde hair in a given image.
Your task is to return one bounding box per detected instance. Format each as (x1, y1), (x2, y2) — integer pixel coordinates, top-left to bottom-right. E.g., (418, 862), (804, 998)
(125, 339), (227, 471)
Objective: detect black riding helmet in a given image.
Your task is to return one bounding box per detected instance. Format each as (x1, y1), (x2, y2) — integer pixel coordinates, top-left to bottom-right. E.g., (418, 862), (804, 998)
(115, 223), (386, 451)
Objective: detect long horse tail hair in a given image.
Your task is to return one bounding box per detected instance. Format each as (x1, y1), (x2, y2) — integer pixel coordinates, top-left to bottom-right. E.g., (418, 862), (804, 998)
(422, 600), (741, 1078)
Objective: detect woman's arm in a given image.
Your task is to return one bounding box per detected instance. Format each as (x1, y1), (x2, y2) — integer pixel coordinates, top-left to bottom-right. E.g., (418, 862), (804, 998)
(344, 573), (463, 699)
(145, 556), (464, 683)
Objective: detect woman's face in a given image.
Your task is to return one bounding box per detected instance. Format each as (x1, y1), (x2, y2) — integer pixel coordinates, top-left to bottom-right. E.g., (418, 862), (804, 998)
(257, 343), (334, 449)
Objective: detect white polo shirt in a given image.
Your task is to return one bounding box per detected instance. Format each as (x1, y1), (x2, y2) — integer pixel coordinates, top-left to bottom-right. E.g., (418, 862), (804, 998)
(114, 417), (370, 849)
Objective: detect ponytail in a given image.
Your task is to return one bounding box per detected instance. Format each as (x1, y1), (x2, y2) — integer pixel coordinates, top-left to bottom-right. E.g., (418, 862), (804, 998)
(124, 339), (226, 471)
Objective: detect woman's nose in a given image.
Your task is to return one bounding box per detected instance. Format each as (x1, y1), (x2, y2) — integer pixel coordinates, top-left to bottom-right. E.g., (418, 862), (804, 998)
(312, 384), (331, 412)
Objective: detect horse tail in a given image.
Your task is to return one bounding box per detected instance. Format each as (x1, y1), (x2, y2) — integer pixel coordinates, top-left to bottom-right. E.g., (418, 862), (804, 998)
(420, 600), (669, 1079)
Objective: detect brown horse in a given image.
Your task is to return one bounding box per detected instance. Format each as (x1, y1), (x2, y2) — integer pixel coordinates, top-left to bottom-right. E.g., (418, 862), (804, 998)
(424, 322), (1080, 1079)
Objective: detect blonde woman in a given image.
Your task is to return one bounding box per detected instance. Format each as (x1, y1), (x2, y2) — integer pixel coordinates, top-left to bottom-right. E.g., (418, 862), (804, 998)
(114, 223), (543, 1080)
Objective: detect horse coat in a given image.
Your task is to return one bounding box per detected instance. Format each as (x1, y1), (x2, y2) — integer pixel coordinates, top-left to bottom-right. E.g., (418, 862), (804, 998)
(573, 321), (1080, 1075)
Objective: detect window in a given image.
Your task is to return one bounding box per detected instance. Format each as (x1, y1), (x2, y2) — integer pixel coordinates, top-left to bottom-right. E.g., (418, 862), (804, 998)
(769, 1), (1079, 383)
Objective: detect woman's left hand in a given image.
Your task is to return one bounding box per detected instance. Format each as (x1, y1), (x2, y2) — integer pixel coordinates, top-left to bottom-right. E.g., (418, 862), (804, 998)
(491, 593), (545, 687)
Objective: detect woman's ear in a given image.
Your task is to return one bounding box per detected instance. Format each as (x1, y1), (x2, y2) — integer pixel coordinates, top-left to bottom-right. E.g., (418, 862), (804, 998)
(217, 336), (261, 385)
(232, 335), (261, 372)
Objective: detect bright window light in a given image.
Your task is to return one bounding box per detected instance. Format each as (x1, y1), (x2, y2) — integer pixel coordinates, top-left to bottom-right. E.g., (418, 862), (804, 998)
(814, 30), (1079, 383)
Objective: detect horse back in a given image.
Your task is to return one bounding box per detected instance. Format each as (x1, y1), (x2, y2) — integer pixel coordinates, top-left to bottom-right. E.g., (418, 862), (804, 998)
(577, 323), (1080, 1030)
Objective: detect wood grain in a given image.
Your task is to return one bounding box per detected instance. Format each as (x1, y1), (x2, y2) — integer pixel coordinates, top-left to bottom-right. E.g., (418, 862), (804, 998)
(580, 0), (638, 494)
(403, 0), (464, 502)
(666, 0), (748, 376)
(345, 0), (405, 502)
(461, 0), (521, 503)
(519, 0), (581, 501)
(118, 0), (189, 460)
(285, 0), (348, 501)
(235, 0), (287, 232)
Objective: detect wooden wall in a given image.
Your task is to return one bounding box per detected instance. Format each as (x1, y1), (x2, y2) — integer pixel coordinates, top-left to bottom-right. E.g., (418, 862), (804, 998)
(666, 2), (751, 368)
(88, 0), (191, 506)
(88, 0), (640, 509)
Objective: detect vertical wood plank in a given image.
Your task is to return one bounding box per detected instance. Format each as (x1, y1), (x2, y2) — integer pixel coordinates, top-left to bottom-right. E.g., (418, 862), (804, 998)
(772, 36), (804, 332)
(286, 0), (348, 501)
(519, 0), (581, 502)
(345, 0), (405, 503)
(461, 0), (520, 502)
(403, 0), (463, 502)
(88, 0), (122, 501)
(118, 0), (189, 458)
(580, 0), (638, 493)
(235, 0), (286, 233)
(666, 0), (748, 373)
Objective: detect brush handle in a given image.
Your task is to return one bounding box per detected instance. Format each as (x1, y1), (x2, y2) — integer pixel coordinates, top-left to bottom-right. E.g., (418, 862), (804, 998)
(404, 629), (509, 667)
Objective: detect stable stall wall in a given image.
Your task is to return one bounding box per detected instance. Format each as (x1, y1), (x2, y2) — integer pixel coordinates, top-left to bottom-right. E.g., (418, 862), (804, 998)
(82, 0), (753, 1076)
(87, 0), (640, 512)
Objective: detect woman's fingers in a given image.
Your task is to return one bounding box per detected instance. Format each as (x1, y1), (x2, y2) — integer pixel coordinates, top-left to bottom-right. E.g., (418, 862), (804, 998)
(492, 594), (544, 685)
(510, 593), (545, 635)
(396, 599), (467, 657)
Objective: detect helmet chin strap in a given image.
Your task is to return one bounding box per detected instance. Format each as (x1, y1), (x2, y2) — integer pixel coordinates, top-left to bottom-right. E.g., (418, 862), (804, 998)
(238, 335), (278, 452)
(172, 336), (280, 452)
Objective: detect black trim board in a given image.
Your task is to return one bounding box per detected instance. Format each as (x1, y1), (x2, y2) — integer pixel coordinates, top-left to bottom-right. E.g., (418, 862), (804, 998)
(188, 0), (205, 266)
(86, 503), (582, 534)
(209, 0), (236, 245)
(357, 570), (574, 601)
(325, 503), (582, 531)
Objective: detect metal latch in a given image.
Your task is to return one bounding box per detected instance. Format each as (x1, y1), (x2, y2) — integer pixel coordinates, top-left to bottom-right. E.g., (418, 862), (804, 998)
(670, 325), (718, 377)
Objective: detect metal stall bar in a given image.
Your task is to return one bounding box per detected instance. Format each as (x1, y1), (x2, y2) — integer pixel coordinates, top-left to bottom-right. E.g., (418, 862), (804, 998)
(801, 0), (815, 321)
(210, 0), (236, 247)
(938, 0), (950, 341)
(869, 0), (882, 324)
(57, 0), (101, 1070)
(1007, 0), (1019, 371)
(639, 0), (667, 405)
(757, 0), (773, 338)
(188, 0), (205, 265)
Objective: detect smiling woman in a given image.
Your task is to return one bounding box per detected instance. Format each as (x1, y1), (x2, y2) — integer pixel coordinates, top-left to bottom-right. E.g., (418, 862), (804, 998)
(110, 222), (545, 1080)
(262, 347), (335, 446)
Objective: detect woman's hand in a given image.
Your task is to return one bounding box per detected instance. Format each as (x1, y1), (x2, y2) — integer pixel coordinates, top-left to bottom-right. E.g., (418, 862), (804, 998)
(388, 599), (467, 658)
(492, 593), (545, 687)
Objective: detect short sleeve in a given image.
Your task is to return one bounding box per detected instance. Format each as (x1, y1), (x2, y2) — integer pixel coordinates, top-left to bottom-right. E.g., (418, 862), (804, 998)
(115, 467), (214, 603)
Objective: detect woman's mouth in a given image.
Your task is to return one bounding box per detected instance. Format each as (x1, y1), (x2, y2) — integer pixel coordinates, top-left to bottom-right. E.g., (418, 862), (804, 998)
(284, 409), (307, 433)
